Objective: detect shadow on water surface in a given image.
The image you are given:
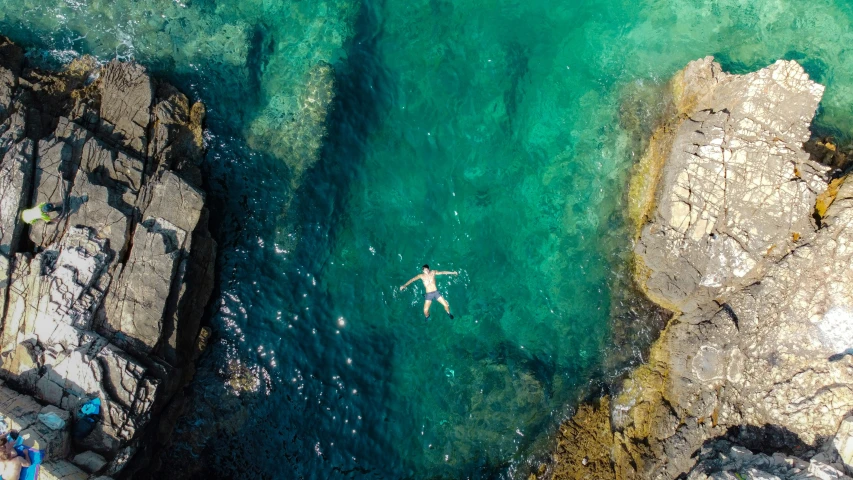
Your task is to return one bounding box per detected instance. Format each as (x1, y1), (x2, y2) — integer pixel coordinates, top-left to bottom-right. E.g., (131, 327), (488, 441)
(154, 1), (408, 478)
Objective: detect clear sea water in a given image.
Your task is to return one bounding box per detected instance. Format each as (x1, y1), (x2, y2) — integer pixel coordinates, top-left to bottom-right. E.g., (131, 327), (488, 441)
(2, 0), (853, 478)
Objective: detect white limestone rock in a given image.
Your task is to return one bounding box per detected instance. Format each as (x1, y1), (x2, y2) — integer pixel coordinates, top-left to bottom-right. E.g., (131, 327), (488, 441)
(834, 417), (853, 475)
(0, 37), (215, 474)
(614, 58), (853, 479)
(636, 58), (829, 314)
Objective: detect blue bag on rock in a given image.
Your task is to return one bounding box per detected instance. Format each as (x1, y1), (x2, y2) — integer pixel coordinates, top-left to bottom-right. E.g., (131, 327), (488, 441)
(72, 398), (101, 440)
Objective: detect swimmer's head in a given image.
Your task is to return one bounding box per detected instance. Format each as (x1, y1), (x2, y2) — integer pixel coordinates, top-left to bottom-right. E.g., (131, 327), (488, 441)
(422, 264), (430, 273)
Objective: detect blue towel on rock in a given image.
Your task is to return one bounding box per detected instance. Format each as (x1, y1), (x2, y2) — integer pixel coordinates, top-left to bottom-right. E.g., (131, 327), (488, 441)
(80, 398), (101, 416)
(13, 446), (41, 480)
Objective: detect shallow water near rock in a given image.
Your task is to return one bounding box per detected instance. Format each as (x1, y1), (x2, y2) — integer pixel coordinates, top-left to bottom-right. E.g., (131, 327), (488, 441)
(3, 0), (853, 477)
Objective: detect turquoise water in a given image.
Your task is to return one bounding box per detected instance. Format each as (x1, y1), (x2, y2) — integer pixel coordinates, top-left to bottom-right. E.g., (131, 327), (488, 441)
(3, 0), (853, 477)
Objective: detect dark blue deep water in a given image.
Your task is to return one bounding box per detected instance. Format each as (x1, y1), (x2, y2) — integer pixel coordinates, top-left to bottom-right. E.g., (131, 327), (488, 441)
(2, 0), (853, 477)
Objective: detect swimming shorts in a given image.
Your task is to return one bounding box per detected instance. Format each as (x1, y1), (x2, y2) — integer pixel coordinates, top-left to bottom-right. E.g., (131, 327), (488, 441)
(425, 291), (443, 301)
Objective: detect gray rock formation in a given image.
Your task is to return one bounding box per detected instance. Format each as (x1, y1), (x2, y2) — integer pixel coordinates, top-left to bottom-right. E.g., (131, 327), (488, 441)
(551, 58), (853, 480)
(634, 58), (829, 314)
(686, 442), (851, 480)
(72, 451), (108, 474)
(613, 58), (853, 479)
(0, 35), (215, 478)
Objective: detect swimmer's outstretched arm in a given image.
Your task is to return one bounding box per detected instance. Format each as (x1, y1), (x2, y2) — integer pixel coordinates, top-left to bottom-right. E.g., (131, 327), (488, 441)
(400, 275), (421, 291)
(434, 271), (458, 275)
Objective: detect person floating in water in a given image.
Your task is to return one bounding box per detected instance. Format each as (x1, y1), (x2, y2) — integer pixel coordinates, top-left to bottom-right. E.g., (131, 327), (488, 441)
(400, 264), (458, 320)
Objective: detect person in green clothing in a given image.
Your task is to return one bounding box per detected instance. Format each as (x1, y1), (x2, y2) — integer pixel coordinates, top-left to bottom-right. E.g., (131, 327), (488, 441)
(20, 202), (57, 225)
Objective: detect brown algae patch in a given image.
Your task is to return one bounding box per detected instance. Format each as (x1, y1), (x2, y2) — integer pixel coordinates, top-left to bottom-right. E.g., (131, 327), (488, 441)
(547, 333), (674, 479)
(552, 397), (616, 480)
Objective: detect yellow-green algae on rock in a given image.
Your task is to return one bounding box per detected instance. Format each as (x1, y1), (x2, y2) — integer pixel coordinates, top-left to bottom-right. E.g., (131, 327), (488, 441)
(626, 60), (723, 237)
(549, 58), (713, 479)
(625, 60), (729, 313)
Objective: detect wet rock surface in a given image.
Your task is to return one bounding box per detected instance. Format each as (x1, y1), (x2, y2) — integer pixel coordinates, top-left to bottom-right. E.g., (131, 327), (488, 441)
(551, 58), (853, 479)
(0, 35), (215, 478)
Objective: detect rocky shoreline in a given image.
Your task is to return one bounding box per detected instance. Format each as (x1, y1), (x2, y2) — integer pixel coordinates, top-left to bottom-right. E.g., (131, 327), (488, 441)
(0, 36), (215, 478)
(4, 33), (852, 480)
(550, 58), (853, 479)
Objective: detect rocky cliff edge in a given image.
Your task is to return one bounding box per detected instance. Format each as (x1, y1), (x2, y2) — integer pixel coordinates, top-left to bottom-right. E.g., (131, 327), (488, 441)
(551, 58), (853, 480)
(0, 36), (216, 478)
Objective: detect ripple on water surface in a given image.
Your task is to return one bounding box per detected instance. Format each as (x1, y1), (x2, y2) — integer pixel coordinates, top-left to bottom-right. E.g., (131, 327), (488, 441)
(2, 0), (853, 478)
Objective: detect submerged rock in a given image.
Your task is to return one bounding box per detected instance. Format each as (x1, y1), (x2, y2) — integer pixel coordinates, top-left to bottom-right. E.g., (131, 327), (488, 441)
(553, 57), (853, 479)
(0, 35), (216, 477)
(246, 60), (336, 189)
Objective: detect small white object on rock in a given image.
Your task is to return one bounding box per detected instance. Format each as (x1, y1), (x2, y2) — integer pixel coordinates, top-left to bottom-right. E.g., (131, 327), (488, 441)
(36, 412), (65, 431)
(37, 406), (70, 431)
(819, 306), (853, 352)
